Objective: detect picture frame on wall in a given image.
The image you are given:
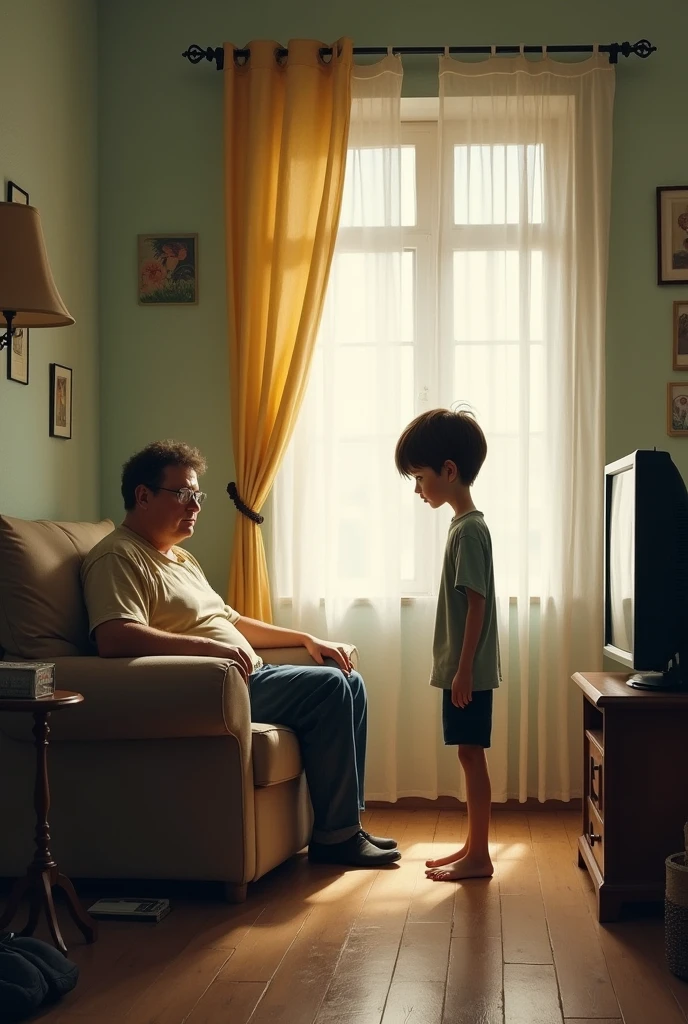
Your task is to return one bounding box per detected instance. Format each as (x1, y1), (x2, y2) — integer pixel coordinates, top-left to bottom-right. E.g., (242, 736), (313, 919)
(667, 381), (688, 437)
(673, 301), (688, 370)
(137, 234), (198, 305)
(8, 327), (29, 385)
(7, 181), (29, 205)
(657, 186), (688, 285)
(49, 363), (72, 439)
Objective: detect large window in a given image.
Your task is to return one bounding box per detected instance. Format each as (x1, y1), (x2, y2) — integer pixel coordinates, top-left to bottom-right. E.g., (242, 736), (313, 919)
(274, 112), (549, 600)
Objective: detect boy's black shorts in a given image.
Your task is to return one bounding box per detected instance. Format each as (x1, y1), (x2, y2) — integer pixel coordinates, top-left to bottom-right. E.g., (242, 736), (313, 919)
(442, 688), (493, 747)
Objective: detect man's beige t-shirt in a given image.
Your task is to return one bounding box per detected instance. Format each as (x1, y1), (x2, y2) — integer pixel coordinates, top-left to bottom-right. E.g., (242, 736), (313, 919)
(80, 524), (262, 670)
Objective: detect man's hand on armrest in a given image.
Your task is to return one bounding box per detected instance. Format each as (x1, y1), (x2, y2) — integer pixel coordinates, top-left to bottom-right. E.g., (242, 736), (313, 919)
(94, 620), (253, 682)
(234, 616), (353, 675)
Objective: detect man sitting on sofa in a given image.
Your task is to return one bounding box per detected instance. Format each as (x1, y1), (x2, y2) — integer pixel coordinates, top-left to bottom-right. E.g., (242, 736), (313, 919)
(81, 440), (399, 868)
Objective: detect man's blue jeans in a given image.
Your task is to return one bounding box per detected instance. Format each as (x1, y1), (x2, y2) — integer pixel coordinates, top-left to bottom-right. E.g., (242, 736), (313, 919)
(249, 662), (367, 844)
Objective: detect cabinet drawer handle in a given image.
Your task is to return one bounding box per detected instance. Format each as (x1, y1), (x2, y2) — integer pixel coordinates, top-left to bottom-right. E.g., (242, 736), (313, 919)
(589, 828), (602, 846)
(590, 760), (601, 804)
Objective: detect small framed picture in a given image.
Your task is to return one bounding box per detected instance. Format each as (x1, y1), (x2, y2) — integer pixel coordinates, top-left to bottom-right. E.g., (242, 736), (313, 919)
(49, 363), (72, 439)
(7, 326), (29, 385)
(673, 302), (688, 370)
(657, 186), (688, 285)
(667, 382), (688, 436)
(7, 181), (29, 205)
(138, 233), (198, 305)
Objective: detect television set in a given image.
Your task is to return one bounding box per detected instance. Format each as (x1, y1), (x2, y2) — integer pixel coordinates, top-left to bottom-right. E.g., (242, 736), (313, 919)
(604, 449), (688, 689)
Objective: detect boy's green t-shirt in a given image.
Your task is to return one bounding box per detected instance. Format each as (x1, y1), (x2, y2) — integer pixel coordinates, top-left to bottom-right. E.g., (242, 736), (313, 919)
(431, 510), (501, 691)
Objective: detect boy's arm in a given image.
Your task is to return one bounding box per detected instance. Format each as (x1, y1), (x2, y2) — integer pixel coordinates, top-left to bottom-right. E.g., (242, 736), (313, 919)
(452, 587), (486, 708)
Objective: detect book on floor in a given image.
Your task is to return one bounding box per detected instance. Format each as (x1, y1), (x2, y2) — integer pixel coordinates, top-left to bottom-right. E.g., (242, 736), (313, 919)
(87, 898), (171, 922)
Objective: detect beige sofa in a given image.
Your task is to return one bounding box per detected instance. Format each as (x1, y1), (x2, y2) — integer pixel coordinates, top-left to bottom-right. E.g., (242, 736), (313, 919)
(0, 514), (328, 902)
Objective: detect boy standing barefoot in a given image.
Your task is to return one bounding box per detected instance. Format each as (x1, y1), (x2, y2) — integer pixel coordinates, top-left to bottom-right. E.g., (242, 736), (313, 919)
(395, 408), (500, 881)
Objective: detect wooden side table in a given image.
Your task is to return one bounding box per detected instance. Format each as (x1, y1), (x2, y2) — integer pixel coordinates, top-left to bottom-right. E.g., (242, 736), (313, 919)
(0, 690), (97, 953)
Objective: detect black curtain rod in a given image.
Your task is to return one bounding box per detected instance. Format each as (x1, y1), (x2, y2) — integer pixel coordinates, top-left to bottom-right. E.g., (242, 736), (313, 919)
(182, 39), (656, 70)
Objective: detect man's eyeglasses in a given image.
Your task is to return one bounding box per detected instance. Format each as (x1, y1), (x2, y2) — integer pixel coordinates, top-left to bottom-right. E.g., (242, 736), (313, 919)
(153, 486), (207, 506)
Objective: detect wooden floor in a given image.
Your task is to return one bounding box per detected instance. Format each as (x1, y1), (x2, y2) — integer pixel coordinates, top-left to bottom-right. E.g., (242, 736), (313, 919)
(26, 808), (688, 1023)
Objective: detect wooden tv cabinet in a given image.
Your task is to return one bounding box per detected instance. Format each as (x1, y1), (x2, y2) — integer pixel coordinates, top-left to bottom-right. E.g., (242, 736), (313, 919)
(572, 672), (688, 922)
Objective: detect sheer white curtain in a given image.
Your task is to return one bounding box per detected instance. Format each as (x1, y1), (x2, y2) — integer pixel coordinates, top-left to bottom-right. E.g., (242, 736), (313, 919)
(272, 51), (615, 802)
(439, 51), (614, 800)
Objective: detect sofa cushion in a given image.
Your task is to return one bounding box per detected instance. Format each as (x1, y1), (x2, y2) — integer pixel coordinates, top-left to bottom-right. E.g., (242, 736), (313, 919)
(0, 516), (115, 659)
(251, 723), (302, 787)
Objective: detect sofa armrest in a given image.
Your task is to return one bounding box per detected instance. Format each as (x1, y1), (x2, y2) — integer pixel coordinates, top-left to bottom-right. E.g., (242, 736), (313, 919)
(0, 656), (250, 743)
(256, 645), (358, 669)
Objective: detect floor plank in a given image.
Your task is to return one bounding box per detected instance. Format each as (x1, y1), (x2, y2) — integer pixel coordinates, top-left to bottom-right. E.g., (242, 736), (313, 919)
(124, 947), (232, 1024)
(391, 922), (452, 984)
(245, 868), (375, 1024)
(444, 934), (503, 1024)
(315, 921), (403, 1022)
(533, 840), (619, 1019)
(593, 921), (688, 1024)
(381, 980), (445, 1024)
(501, 894), (552, 964)
(495, 845), (542, 897)
(504, 964), (563, 1024)
(184, 980), (267, 1024)
(217, 901), (312, 983)
(453, 879), (502, 939)
(492, 810), (532, 844)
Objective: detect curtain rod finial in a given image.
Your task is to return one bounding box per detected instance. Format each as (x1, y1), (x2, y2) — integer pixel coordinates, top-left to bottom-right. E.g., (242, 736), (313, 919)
(182, 44), (224, 70)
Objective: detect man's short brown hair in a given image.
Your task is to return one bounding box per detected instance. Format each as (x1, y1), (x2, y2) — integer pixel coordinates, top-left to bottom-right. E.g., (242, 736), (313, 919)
(395, 407), (487, 486)
(121, 440), (207, 510)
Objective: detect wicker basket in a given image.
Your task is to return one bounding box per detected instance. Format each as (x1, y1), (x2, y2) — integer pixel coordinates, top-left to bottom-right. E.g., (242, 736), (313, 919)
(666, 850), (688, 979)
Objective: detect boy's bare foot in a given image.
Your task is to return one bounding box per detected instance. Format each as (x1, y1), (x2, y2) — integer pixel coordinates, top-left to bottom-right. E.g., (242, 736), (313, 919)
(425, 857), (493, 881)
(425, 846), (468, 868)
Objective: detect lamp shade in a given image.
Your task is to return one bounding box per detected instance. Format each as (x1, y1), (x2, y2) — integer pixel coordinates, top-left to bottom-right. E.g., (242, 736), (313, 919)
(0, 202), (74, 328)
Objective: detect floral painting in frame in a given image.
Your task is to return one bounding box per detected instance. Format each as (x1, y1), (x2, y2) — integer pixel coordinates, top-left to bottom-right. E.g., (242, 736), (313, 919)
(138, 234), (198, 304)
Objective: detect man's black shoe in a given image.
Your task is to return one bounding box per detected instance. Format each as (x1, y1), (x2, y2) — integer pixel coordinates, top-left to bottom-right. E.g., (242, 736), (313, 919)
(360, 829), (398, 850)
(308, 832), (401, 866)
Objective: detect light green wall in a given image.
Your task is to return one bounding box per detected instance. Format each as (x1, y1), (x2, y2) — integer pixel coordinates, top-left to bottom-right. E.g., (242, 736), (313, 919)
(0, 0), (99, 522)
(98, 0), (688, 593)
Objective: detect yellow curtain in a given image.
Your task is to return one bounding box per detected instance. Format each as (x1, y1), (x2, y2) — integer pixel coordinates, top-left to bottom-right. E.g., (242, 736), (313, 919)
(223, 38), (352, 620)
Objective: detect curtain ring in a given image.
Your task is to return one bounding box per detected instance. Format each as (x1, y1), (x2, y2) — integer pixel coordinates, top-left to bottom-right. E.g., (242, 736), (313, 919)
(592, 42), (599, 53)
(490, 44), (497, 57)
(542, 43), (548, 56)
(444, 44), (450, 57)
(519, 43), (525, 56)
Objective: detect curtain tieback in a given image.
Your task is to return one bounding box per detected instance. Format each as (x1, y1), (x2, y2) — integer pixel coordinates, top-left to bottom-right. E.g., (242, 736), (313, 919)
(227, 482), (264, 524)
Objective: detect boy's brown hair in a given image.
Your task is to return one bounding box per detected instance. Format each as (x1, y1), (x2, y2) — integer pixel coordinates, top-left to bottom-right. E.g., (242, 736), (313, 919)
(121, 440), (207, 510)
(395, 407), (487, 486)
